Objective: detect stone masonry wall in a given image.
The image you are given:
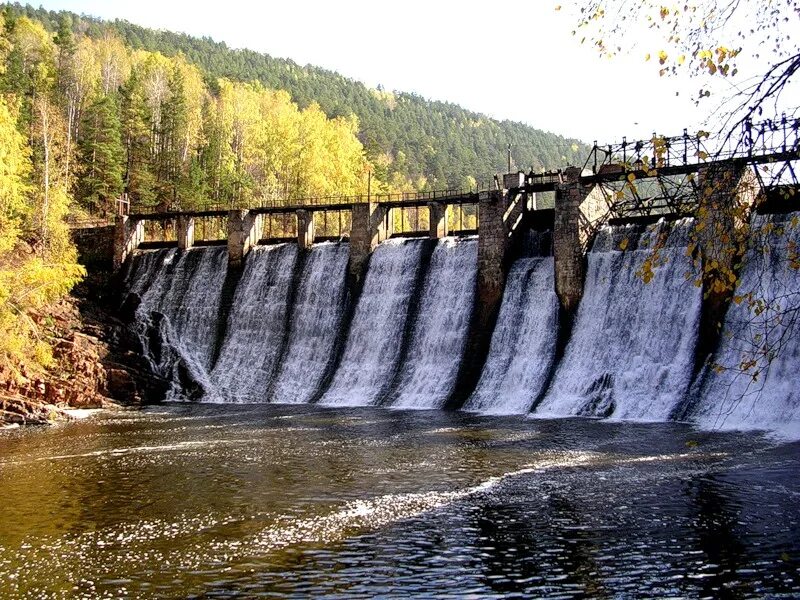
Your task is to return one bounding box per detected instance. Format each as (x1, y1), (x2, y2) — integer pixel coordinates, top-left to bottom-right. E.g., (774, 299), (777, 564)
(553, 167), (588, 315)
(348, 202), (388, 287)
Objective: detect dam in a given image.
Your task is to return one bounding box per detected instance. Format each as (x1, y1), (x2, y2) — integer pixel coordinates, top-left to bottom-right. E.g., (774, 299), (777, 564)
(6, 121), (800, 599)
(114, 121), (800, 436)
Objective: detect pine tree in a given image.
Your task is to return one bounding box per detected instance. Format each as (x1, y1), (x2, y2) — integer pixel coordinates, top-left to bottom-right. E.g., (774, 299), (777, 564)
(120, 72), (157, 209)
(158, 64), (187, 207)
(77, 94), (124, 214)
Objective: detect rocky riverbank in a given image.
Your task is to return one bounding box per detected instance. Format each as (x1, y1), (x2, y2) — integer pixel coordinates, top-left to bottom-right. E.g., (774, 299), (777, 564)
(0, 273), (156, 427)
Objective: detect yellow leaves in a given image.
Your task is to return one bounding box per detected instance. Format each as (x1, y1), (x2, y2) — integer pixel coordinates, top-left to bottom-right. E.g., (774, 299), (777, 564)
(658, 49), (669, 65)
(11, 17), (55, 81)
(645, 52), (651, 61)
(640, 263), (654, 284)
(214, 78), (369, 201)
(739, 358), (758, 373)
(677, 54), (686, 66)
(710, 278), (728, 294)
(695, 46), (740, 78)
(619, 238), (629, 251)
(0, 97), (32, 233)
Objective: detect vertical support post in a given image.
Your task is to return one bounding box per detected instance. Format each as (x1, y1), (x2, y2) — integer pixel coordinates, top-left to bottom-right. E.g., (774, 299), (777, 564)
(553, 166), (588, 315)
(297, 209), (315, 250)
(227, 210), (263, 268)
(694, 164), (760, 358)
(476, 189), (509, 334)
(113, 215), (144, 270)
(177, 215), (195, 250)
(348, 201), (388, 286)
(428, 202), (448, 239)
(451, 188), (512, 403)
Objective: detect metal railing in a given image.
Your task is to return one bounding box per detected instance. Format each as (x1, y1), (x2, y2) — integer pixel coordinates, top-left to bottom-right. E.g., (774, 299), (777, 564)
(583, 116), (800, 175)
(126, 187), (483, 217)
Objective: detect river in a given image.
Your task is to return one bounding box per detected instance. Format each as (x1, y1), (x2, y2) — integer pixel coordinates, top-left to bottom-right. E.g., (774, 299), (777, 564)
(1, 405), (798, 598)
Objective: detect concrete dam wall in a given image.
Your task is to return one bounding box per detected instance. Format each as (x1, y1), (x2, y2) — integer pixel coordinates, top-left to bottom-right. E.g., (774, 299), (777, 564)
(121, 209), (800, 436)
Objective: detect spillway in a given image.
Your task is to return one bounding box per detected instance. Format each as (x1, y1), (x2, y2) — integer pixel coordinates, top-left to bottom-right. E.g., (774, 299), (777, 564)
(129, 247), (228, 400)
(689, 212), (800, 436)
(535, 219), (702, 421)
(117, 208), (800, 440)
(463, 255), (559, 414)
(387, 237), (478, 409)
(269, 242), (350, 404)
(122, 247), (174, 303)
(318, 238), (425, 407)
(209, 244), (299, 403)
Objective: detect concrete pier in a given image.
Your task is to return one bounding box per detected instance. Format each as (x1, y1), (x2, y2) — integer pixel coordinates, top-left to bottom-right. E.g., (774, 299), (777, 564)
(428, 202), (448, 238)
(696, 164), (759, 275)
(228, 210), (264, 268)
(476, 190), (509, 331)
(552, 167), (606, 315)
(113, 216), (144, 270)
(453, 187), (528, 404)
(297, 209), (315, 250)
(553, 167), (588, 315)
(177, 215), (195, 250)
(695, 164), (761, 357)
(348, 202), (391, 286)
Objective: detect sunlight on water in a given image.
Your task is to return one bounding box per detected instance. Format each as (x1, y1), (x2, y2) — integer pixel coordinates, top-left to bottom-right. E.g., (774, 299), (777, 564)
(0, 406), (797, 598)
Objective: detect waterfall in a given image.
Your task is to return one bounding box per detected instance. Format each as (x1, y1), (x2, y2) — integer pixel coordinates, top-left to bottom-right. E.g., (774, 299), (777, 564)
(122, 247), (174, 303)
(535, 218), (701, 421)
(463, 256), (559, 414)
(269, 242), (350, 404)
(689, 212), (800, 436)
(209, 244), (299, 403)
(387, 237), (478, 409)
(129, 247), (228, 400)
(318, 238), (425, 407)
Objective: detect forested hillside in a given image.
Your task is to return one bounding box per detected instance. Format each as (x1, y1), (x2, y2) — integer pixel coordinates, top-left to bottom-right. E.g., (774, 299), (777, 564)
(2, 3), (589, 194)
(0, 3), (587, 381)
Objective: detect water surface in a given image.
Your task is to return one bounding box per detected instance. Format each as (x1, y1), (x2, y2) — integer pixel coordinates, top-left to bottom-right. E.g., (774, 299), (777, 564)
(0, 405), (797, 598)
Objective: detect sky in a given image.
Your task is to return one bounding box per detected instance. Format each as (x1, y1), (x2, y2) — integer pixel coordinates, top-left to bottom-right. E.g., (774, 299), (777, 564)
(34, 0), (762, 144)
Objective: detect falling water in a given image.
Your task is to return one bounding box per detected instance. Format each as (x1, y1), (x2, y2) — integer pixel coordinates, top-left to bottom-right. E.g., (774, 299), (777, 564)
(535, 218), (701, 421)
(464, 256), (559, 415)
(689, 212), (800, 436)
(131, 247), (229, 400)
(209, 244), (299, 403)
(270, 242), (350, 404)
(122, 247), (174, 304)
(318, 238), (425, 407)
(387, 237), (478, 409)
